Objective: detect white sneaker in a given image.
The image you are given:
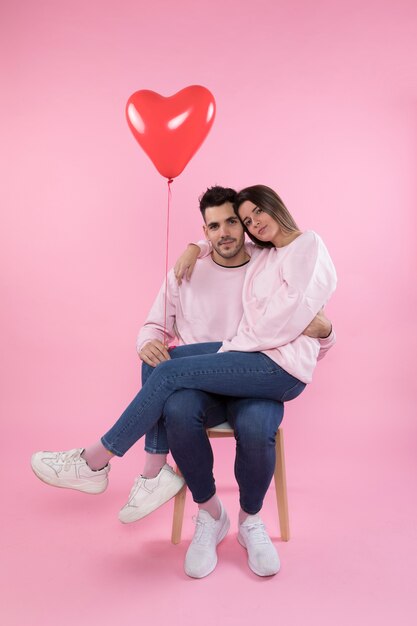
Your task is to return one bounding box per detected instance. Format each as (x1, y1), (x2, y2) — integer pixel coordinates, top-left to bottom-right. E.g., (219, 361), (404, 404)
(184, 501), (230, 579)
(238, 514), (280, 576)
(118, 464), (185, 523)
(31, 448), (110, 494)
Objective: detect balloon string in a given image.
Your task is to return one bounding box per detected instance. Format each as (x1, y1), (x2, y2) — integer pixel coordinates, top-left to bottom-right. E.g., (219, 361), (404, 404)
(164, 178), (173, 342)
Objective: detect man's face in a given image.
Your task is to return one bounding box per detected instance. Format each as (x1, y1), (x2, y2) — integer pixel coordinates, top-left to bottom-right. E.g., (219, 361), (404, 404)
(203, 202), (245, 261)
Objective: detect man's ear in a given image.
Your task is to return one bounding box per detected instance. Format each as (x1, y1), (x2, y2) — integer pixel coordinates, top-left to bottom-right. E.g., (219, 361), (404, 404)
(202, 223), (208, 239)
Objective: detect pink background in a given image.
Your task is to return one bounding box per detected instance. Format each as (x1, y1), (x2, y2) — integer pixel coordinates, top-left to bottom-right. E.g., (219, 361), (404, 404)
(1, 0), (416, 624)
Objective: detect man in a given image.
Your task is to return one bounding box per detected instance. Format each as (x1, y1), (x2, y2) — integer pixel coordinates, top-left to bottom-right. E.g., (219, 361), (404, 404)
(121, 186), (334, 578)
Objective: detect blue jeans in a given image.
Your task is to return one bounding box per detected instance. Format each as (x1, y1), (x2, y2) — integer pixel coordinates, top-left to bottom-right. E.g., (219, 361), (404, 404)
(142, 344), (279, 455)
(142, 346), (285, 512)
(163, 389), (284, 514)
(101, 343), (306, 457)
(143, 362), (170, 455)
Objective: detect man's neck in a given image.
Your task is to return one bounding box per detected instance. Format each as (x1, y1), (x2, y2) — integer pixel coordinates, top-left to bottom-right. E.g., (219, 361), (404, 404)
(211, 250), (250, 268)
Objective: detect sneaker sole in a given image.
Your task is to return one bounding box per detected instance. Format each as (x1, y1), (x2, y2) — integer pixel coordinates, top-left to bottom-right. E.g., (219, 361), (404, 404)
(119, 478), (185, 523)
(237, 532), (280, 577)
(31, 462), (108, 495)
(185, 515), (231, 579)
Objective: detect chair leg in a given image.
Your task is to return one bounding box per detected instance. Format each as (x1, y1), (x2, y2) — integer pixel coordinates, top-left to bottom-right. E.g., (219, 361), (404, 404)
(274, 429), (290, 541)
(171, 466), (187, 544)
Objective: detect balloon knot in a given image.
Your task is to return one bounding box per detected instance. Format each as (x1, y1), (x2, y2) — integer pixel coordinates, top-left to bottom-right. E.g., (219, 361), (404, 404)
(168, 178), (174, 184)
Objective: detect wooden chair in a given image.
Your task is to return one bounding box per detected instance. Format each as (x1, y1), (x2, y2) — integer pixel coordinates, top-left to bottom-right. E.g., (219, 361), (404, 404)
(171, 422), (290, 544)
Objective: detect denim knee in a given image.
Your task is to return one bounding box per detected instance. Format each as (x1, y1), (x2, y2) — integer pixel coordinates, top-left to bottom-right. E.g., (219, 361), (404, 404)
(234, 419), (276, 449)
(229, 399), (284, 449)
(164, 389), (208, 433)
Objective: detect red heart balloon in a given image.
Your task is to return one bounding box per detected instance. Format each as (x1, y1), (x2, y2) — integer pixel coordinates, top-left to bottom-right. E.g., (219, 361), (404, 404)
(126, 85), (216, 179)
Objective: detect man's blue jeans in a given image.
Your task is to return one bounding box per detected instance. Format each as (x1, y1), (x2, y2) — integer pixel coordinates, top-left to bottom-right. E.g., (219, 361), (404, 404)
(163, 389), (284, 514)
(143, 362), (170, 455)
(143, 348), (229, 456)
(101, 343), (306, 461)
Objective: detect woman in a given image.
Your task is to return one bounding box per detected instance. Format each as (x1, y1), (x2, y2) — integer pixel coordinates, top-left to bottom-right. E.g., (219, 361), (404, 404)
(31, 184), (336, 576)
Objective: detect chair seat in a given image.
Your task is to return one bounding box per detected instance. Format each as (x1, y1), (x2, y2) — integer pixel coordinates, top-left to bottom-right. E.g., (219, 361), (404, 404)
(207, 421), (233, 433)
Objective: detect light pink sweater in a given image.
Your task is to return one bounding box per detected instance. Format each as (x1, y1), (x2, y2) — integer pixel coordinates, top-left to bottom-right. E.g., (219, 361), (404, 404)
(137, 255), (250, 352)
(137, 236), (336, 382)
(216, 231), (337, 382)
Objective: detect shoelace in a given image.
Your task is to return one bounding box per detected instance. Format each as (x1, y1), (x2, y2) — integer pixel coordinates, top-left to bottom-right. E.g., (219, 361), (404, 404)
(55, 449), (82, 472)
(127, 476), (144, 502)
(191, 514), (217, 546)
(242, 521), (271, 545)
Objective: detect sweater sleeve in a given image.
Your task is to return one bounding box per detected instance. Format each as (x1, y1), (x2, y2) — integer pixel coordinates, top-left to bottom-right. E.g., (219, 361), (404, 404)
(136, 270), (179, 354)
(195, 240), (211, 258)
(317, 329), (336, 361)
(221, 232), (337, 353)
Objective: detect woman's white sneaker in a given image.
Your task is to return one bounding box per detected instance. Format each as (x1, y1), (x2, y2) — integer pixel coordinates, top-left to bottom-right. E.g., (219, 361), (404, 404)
(119, 464), (185, 523)
(238, 514), (280, 576)
(31, 448), (110, 494)
(184, 501), (230, 578)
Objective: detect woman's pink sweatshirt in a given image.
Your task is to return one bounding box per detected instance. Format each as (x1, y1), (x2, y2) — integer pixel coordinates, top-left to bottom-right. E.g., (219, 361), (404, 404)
(199, 231), (337, 383)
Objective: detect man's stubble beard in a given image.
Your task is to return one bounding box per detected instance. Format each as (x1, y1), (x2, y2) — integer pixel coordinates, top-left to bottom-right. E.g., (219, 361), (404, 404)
(213, 239), (245, 260)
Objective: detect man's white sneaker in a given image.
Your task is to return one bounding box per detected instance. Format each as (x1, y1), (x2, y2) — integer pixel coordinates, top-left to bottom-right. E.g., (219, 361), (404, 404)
(184, 501), (230, 579)
(238, 514), (280, 576)
(118, 464), (185, 523)
(31, 448), (110, 494)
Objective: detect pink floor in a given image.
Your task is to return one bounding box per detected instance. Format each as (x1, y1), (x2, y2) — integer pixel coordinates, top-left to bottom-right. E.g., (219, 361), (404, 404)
(3, 383), (416, 626)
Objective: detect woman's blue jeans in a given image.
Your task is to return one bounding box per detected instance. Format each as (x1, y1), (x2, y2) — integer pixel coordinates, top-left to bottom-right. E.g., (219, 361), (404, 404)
(101, 342), (305, 458)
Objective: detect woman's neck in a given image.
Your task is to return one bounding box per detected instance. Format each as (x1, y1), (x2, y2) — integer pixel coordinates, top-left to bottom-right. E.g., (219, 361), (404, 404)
(272, 230), (303, 248)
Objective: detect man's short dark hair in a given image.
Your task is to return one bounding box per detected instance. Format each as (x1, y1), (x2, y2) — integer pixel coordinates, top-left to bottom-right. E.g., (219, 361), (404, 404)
(199, 186), (237, 220)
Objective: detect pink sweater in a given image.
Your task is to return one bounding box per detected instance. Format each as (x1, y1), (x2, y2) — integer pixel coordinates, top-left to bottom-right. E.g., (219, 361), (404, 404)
(137, 255), (250, 353)
(137, 239), (336, 381)
(217, 231), (337, 382)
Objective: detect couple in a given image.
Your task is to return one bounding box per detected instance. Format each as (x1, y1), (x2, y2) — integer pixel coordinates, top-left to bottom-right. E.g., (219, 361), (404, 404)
(31, 184), (337, 579)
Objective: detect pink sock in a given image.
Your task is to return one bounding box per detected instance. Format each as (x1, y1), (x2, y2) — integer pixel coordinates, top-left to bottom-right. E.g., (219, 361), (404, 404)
(82, 442), (114, 471)
(239, 509), (255, 525)
(142, 453), (167, 478)
(199, 494), (221, 520)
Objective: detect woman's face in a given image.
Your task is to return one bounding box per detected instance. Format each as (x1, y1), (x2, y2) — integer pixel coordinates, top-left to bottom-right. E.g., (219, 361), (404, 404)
(238, 200), (280, 244)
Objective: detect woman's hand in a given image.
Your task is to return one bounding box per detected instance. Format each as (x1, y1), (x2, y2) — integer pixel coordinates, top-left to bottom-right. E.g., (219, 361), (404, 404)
(302, 309), (332, 338)
(174, 244), (201, 285)
(139, 340), (171, 367)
